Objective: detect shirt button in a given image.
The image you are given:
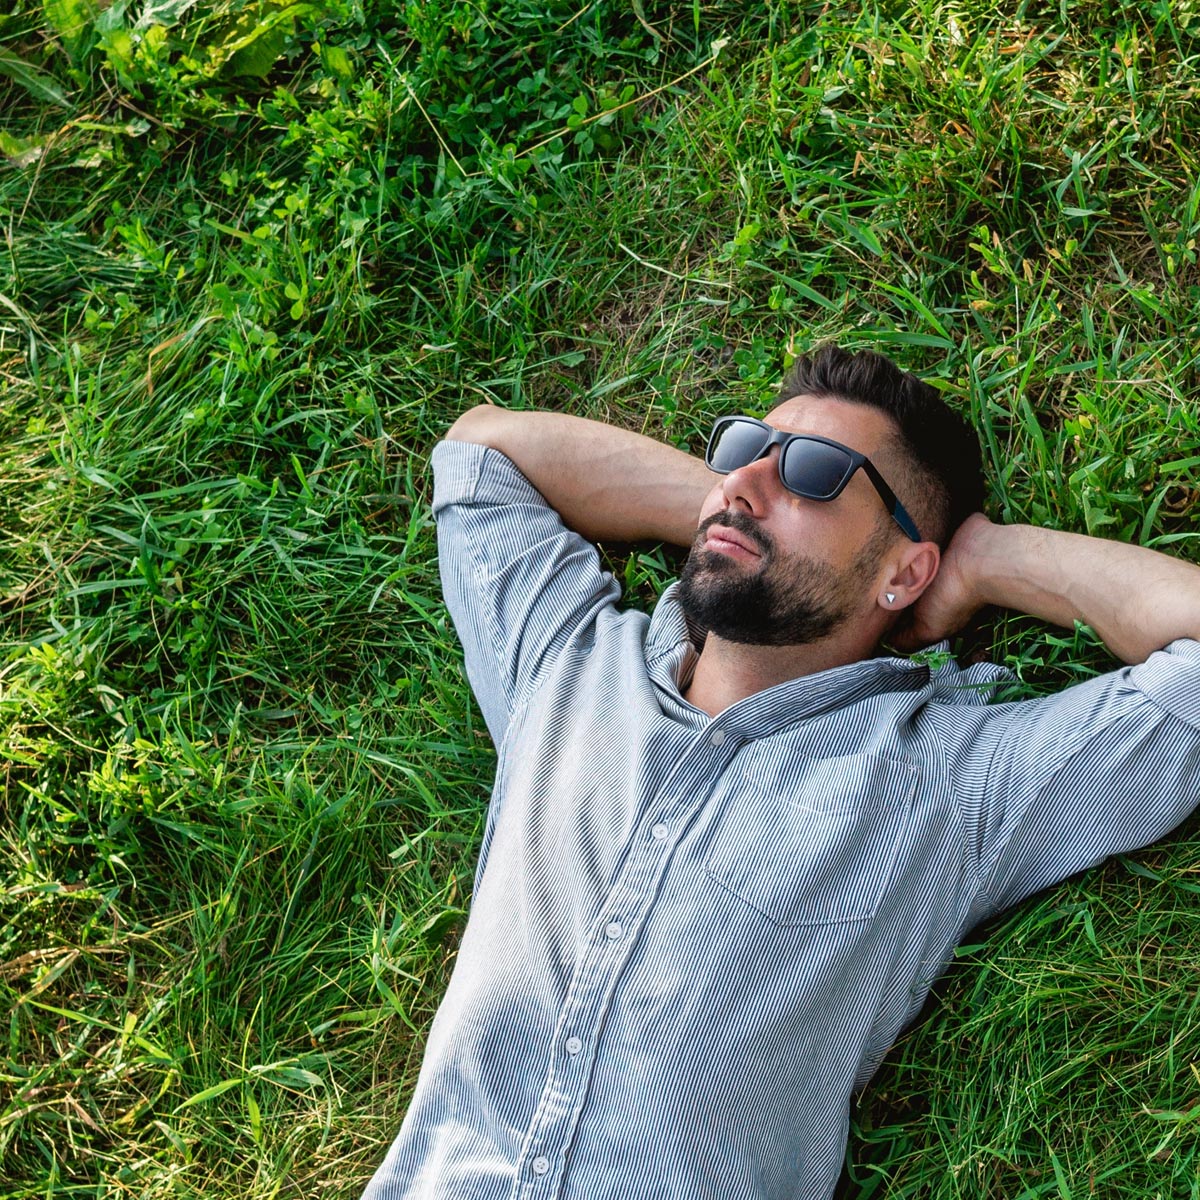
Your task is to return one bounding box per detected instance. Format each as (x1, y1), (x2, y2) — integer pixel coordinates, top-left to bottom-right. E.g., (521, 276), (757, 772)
(532, 1156), (550, 1176)
(605, 920), (623, 941)
(651, 823), (669, 841)
(709, 728), (727, 746)
(565, 1036), (583, 1055)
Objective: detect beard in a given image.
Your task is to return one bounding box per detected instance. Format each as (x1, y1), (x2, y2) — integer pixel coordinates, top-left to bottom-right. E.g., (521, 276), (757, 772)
(676, 510), (890, 647)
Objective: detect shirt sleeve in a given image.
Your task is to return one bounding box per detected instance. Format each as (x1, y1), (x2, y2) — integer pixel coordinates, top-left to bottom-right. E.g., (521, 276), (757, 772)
(949, 639), (1200, 913)
(431, 439), (622, 744)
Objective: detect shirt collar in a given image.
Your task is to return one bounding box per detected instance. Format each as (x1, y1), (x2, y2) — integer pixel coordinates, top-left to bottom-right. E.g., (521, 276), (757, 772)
(645, 583), (958, 738)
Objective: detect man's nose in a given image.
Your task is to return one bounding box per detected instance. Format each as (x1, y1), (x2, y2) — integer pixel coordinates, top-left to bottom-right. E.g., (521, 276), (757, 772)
(721, 446), (780, 514)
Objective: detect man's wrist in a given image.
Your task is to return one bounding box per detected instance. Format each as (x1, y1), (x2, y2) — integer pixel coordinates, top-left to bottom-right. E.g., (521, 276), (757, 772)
(962, 519), (1054, 615)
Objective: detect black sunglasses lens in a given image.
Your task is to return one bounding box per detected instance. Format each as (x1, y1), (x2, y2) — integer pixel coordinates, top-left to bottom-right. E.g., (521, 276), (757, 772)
(708, 419), (770, 472)
(780, 439), (853, 498)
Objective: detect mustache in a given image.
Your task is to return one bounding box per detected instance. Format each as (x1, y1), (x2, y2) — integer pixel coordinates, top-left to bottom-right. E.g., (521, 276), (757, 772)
(696, 511), (773, 558)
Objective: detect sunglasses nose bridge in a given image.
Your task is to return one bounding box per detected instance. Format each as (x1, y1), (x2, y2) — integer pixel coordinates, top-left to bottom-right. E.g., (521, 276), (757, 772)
(741, 427), (790, 472)
(739, 438), (791, 495)
(714, 432), (787, 517)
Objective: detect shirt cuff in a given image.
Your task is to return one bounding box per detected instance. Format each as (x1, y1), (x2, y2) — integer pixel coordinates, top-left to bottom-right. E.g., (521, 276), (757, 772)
(431, 439), (548, 515)
(1128, 638), (1200, 730)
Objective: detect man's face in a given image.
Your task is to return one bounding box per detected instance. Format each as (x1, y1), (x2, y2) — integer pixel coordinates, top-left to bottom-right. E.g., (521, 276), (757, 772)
(677, 396), (902, 647)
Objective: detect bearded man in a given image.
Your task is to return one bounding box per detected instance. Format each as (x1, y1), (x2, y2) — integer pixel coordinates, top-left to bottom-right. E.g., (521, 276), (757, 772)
(362, 345), (1200, 1200)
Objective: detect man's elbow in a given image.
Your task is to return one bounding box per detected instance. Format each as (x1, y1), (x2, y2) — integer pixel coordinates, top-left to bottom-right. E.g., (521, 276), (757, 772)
(445, 404), (511, 447)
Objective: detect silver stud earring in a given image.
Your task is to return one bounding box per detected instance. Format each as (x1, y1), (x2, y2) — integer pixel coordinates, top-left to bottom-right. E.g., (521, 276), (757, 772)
(885, 592), (896, 605)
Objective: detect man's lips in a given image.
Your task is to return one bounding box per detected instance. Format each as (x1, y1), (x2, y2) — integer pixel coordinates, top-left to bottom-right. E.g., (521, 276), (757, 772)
(703, 523), (764, 561)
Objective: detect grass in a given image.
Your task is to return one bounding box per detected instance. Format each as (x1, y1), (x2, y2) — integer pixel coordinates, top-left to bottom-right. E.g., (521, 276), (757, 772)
(3, 0), (1200, 1195)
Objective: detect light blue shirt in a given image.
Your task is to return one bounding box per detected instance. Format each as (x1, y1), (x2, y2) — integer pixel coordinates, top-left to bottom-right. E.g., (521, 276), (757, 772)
(363, 440), (1200, 1200)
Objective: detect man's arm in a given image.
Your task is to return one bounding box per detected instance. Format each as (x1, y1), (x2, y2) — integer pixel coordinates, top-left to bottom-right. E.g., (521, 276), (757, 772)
(446, 406), (711, 546)
(902, 513), (1200, 663)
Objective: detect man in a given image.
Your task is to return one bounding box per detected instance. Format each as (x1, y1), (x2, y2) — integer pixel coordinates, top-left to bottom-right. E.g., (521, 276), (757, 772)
(363, 346), (1200, 1200)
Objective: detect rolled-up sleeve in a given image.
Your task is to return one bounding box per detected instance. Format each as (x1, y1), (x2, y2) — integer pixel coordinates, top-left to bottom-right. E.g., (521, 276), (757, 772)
(948, 639), (1200, 913)
(431, 439), (621, 744)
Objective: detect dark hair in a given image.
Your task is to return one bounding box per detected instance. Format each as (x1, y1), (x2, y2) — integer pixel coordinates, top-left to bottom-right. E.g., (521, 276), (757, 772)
(776, 345), (985, 547)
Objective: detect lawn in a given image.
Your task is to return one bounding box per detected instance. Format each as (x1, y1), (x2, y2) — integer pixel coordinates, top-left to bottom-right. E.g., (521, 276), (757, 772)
(3, 0), (1200, 1195)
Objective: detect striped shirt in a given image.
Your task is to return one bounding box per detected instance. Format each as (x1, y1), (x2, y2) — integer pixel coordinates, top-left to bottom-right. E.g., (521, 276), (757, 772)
(363, 440), (1200, 1200)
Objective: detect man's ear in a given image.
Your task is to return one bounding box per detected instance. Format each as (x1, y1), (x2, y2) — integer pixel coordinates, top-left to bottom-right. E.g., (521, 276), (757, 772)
(876, 541), (940, 613)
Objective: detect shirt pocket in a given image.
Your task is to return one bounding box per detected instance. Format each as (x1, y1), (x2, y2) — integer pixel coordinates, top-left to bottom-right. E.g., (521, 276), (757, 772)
(703, 753), (918, 928)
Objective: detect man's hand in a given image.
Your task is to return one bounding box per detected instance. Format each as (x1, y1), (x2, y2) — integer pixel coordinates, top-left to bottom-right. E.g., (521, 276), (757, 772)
(894, 514), (1200, 664)
(891, 513), (991, 651)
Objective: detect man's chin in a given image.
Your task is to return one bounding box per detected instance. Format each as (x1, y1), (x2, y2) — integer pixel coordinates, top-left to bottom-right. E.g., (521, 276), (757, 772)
(676, 556), (851, 649)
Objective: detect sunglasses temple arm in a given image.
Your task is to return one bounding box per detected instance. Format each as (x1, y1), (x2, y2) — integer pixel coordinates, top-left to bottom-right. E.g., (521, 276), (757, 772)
(862, 461), (923, 543)
(890, 503), (923, 544)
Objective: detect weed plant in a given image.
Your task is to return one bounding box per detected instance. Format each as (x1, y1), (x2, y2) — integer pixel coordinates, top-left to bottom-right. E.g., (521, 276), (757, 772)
(3, 0), (1200, 1196)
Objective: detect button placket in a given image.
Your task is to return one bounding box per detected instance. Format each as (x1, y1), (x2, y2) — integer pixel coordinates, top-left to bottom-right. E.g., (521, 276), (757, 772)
(517, 902), (635, 1188)
(519, 731), (743, 1196)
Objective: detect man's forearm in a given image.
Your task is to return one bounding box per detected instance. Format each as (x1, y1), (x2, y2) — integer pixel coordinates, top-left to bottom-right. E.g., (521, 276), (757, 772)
(967, 520), (1200, 664)
(444, 406), (711, 546)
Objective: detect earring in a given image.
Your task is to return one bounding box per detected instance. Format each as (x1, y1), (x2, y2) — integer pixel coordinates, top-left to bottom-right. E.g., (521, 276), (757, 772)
(885, 592), (896, 604)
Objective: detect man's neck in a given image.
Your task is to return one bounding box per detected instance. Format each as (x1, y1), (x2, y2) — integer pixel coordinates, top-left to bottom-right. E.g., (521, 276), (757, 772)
(682, 629), (882, 717)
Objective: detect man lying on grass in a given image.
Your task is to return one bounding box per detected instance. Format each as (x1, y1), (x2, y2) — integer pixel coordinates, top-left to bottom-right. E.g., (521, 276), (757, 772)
(362, 345), (1200, 1200)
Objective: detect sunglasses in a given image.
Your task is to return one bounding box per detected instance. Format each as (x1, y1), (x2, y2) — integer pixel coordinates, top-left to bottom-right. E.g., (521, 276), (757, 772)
(704, 415), (923, 543)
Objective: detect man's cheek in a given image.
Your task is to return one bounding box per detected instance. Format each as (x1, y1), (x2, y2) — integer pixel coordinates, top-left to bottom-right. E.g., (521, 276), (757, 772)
(697, 484), (726, 528)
